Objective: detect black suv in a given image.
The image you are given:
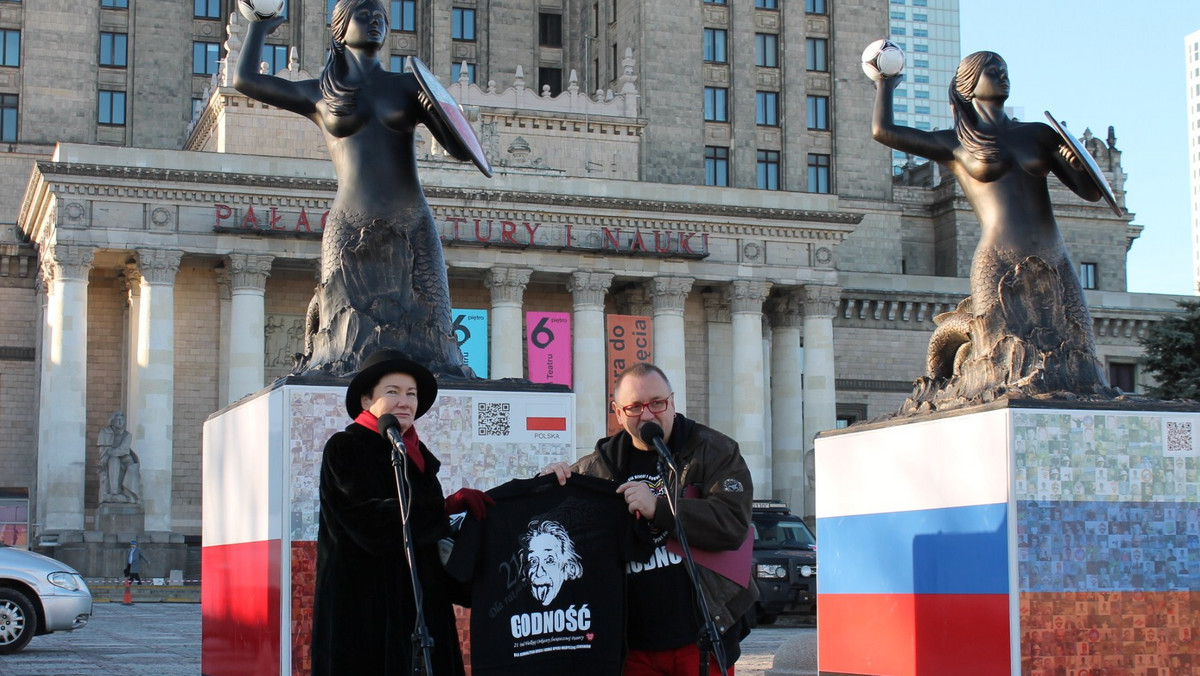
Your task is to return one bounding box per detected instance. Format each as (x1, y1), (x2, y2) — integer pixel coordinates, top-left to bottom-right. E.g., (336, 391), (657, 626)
(751, 500), (816, 624)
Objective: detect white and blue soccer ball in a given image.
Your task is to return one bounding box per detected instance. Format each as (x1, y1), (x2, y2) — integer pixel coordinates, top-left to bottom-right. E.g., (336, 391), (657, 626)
(861, 39), (905, 81)
(238, 0), (286, 21)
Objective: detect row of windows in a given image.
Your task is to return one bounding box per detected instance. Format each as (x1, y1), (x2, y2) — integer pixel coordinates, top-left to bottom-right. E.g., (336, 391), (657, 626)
(703, 88), (829, 130)
(705, 0), (828, 13)
(703, 29), (828, 72)
(704, 147), (830, 193)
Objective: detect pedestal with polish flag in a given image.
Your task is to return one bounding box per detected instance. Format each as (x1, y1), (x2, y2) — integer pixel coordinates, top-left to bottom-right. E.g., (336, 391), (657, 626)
(201, 378), (574, 676)
(816, 401), (1200, 676)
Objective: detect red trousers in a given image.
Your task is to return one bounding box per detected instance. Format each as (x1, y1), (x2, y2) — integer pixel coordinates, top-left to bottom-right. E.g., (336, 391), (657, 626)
(624, 643), (735, 676)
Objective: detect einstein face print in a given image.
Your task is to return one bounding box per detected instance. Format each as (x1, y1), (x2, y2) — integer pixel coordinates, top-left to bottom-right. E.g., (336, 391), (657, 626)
(520, 520), (583, 606)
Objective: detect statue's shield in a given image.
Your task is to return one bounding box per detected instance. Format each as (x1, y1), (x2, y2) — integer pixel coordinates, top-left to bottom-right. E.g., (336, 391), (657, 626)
(409, 56), (493, 177)
(1044, 111), (1122, 216)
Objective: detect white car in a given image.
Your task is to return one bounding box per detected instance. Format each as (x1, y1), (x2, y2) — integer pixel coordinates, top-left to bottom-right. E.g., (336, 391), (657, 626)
(0, 544), (92, 654)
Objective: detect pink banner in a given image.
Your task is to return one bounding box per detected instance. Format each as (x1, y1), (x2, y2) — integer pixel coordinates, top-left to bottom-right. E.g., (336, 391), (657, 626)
(526, 312), (572, 387)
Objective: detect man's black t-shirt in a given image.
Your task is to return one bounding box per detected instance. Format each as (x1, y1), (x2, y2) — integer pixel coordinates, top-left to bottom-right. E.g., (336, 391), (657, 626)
(446, 474), (651, 676)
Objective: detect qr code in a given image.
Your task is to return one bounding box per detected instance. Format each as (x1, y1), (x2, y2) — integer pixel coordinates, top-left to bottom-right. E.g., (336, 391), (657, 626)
(477, 402), (511, 437)
(1166, 420), (1193, 454)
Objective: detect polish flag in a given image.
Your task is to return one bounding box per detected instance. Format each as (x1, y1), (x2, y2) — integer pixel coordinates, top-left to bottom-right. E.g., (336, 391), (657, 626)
(526, 404), (568, 431)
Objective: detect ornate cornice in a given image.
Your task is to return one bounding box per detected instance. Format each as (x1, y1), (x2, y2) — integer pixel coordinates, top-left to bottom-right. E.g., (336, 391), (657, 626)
(649, 277), (693, 314)
(135, 248), (184, 285)
(484, 266), (533, 304)
(228, 253), (274, 291)
(727, 280), (772, 314)
(567, 271), (614, 308)
(801, 284), (841, 319)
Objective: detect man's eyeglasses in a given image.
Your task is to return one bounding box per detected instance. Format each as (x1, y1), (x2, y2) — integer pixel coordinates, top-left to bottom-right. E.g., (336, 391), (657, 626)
(617, 396), (672, 416)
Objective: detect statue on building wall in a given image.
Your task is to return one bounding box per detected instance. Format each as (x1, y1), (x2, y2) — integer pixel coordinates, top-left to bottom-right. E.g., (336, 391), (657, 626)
(234, 0), (491, 378)
(98, 411), (141, 504)
(869, 49), (1121, 412)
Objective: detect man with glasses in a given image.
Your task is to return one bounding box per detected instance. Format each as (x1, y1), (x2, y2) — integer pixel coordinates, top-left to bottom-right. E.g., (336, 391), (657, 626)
(544, 362), (756, 675)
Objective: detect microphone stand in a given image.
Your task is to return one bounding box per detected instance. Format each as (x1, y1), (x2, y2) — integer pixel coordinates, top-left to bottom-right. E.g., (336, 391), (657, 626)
(382, 421), (435, 676)
(649, 436), (728, 676)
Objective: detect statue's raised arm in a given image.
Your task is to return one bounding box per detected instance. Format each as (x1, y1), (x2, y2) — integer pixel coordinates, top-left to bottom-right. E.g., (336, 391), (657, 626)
(231, 0), (492, 378)
(864, 48), (1118, 412)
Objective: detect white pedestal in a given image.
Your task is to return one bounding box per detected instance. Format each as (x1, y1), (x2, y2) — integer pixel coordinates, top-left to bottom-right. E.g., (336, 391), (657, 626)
(200, 380), (575, 676)
(816, 402), (1200, 676)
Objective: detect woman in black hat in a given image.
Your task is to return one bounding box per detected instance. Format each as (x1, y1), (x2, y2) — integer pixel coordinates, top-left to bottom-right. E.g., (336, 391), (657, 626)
(311, 349), (490, 675)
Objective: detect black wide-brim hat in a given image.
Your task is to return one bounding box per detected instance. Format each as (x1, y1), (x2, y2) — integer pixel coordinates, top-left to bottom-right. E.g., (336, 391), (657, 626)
(345, 349), (438, 420)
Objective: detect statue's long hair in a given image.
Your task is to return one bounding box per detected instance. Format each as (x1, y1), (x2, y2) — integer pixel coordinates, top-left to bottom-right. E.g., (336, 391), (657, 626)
(949, 51), (1004, 163)
(321, 0), (388, 116)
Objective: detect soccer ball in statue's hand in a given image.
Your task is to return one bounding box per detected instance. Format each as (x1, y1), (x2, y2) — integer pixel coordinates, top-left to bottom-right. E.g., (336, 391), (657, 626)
(861, 39), (905, 81)
(238, 0), (286, 21)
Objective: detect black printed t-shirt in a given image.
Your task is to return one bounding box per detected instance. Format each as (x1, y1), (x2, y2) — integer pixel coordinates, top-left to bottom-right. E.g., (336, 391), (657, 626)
(622, 449), (699, 652)
(446, 473), (652, 676)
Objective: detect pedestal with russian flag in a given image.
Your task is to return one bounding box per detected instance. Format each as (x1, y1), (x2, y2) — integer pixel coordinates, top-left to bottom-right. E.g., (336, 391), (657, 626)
(815, 401), (1200, 676)
(201, 378), (574, 676)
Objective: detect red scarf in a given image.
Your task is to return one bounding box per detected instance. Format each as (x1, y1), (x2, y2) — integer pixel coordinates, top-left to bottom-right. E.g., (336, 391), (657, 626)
(354, 411), (426, 473)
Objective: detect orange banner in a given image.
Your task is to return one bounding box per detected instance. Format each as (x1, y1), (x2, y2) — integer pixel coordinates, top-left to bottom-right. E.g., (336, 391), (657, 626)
(605, 315), (652, 435)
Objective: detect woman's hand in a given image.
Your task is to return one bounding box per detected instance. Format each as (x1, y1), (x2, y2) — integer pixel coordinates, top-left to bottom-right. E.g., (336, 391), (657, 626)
(445, 488), (494, 520)
(540, 462), (571, 486)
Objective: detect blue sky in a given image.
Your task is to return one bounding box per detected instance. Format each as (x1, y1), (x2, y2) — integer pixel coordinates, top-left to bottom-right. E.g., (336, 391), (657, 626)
(959, 0), (1200, 296)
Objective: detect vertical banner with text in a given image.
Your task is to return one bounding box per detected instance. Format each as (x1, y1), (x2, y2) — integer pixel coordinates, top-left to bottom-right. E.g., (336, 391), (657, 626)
(605, 315), (653, 435)
(452, 308), (489, 379)
(526, 312), (572, 388)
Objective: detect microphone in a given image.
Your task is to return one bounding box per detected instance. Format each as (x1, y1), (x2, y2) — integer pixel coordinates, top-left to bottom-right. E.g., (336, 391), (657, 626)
(377, 413), (406, 451)
(639, 422), (676, 474)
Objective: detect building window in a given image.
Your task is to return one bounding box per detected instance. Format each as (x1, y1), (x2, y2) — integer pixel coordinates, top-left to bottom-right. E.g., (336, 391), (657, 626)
(98, 90), (126, 126)
(611, 0), (617, 22)
(914, 90), (930, 99)
(389, 55), (405, 72)
(915, 121), (931, 130)
(193, 41), (220, 75)
(705, 0), (727, 3)
(101, 0), (128, 7)
(539, 13), (563, 47)
(807, 95), (828, 130)
(756, 91), (778, 126)
(262, 44), (289, 75)
(756, 33), (778, 68)
(703, 28), (727, 63)
(704, 87), (728, 122)
(894, 103), (908, 113)
(452, 62), (477, 83)
(1108, 362), (1136, 393)
(611, 42), (618, 79)
(538, 67), (562, 96)
(913, 28), (928, 37)
(807, 153), (830, 193)
(705, 146), (729, 187)
(891, 27), (906, 36)
(890, 11), (906, 19)
(806, 0), (827, 12)
(757, 150), (780, 190)
(0, 93), (16, 142)
(0, 30), (18, 67)
(913, 59), (929, 68)
(914, 105), (930, 114)
(100, 32), (129, 68)
(913, 44), (929, 53)
(327, 0), (337, 22)
(913, 12), (928, 20)
(593, 3), (599, 35)
(1080, 262), (1098, 290)
(391, 0), (415, 31)
(806, 38), (828, 72)
(194, 0), (220, 18)
(914, 74), (929, 84)
(755, 0), (778, 8)
(452, 7), (476, 41)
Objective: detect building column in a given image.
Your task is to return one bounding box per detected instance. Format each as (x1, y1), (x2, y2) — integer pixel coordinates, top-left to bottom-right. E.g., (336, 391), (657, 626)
(568, 271), (614, 460)
(123, 264), (143, 450)
(703, 291), (732, 435)
(727, 279), (771, 496)
(767, 290), (805, 513)
(649, 276), (693, 414)
(215, 268), (232, 406)
(134, 249), (183, 534)
(36, 245), (94, 533)
(801, 284), (840, 520)
(226, 253), (273, 404)
(485, 266), (533, 380)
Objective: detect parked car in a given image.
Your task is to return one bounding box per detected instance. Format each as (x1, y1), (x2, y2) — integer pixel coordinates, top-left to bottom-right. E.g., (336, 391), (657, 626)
(751, 500), (816, 624)
(0, 544), (92, 654)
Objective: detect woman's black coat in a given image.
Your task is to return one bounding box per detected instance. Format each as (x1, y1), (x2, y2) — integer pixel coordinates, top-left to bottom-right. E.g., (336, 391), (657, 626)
(310, 423), (465, 675)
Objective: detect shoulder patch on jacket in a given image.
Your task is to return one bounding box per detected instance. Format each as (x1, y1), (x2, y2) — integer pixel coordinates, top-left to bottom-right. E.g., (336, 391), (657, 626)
(722, 478), (744, 493)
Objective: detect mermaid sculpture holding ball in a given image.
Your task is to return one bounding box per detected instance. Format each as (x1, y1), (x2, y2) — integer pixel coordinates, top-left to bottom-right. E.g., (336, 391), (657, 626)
(234, 0), (491, 377)
(868, 48), (1120, 411)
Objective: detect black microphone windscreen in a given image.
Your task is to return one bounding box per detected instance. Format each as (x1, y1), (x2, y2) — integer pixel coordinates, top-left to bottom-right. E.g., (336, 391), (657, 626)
(639, 422), (664, 445)
(377, 413), (400, 437)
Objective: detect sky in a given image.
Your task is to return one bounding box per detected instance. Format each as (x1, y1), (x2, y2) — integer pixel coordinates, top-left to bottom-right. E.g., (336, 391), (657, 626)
(958, 0), (1200, 296)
